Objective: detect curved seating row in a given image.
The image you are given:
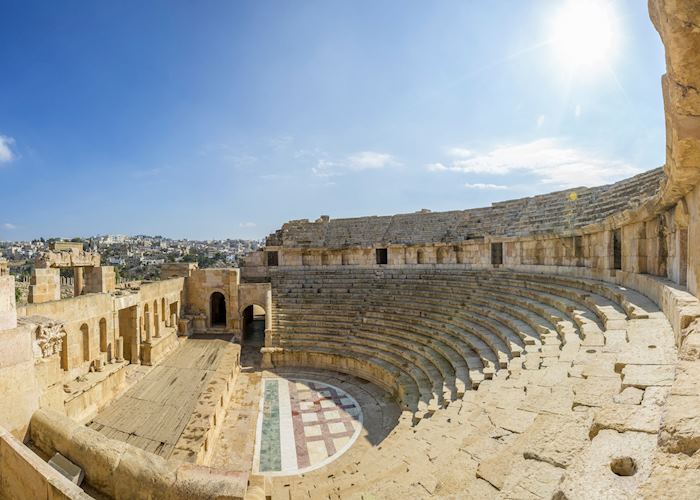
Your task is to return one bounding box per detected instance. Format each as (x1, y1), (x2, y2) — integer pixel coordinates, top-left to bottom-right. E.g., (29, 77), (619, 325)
(269, 268), (639, 421)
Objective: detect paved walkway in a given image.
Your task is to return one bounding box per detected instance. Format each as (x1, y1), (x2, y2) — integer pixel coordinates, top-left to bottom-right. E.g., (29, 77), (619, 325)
(88, 336), (234, 458)
(209, 320), (265, 471)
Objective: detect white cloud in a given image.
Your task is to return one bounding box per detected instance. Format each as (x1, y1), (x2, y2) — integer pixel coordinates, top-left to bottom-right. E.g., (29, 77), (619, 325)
(447, 147), (473, 158)
(464, 183), (508, 190)
(312, 159), (343, 178)
(347, 151), (398, 170)
(311, 151), (398, 177)
(0, 135), (16, 163)
(537, 115), (545, 128)
(426, 138), (642, 187)
(3, 223), (16, 230)
(426, 162), (448, 172)
(239, 222), (256, 228)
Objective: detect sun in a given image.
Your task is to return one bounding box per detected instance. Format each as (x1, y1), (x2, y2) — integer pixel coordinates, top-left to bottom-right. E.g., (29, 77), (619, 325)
(550, 0), (618, 72)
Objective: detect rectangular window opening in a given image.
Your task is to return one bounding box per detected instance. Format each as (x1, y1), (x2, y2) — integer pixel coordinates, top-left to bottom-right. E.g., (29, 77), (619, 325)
(491, 242), (503, 266)
(376, 248), (388, 265)
(612, 230), (622, 270)
(266, 251), (279, 267)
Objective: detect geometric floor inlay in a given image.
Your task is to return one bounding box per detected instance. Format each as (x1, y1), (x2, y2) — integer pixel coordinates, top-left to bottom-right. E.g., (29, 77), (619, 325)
(253, 378), (363, 475)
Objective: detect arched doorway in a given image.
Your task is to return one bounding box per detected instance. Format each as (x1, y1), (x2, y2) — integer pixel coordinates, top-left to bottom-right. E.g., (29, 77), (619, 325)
(210, 292), (227, 327)
(241, 304), (265, 345)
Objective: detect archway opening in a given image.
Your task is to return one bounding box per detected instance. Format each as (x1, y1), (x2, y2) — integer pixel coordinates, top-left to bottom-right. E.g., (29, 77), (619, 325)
(242, 304), (265, 345)
(210, 292), (227, 327)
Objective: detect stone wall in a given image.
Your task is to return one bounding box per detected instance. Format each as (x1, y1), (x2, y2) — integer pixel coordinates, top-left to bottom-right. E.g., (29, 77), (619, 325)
(19, 293), (117, 381)
(0, 424), (89, 499)
(263, 168), (664, 249)
(0, 274), (17, 331)
(30, 409), (247, 500)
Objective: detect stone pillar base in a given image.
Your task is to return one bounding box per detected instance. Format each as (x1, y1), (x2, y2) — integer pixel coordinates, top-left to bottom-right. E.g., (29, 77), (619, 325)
(260, 347), (283, 369)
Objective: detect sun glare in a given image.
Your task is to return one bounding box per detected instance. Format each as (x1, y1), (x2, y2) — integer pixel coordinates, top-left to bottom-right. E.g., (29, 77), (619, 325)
(550, 0), (618, 72)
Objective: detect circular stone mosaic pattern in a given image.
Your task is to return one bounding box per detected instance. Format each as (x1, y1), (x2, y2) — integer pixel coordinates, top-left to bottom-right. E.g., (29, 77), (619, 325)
(253, 378), (363, 476)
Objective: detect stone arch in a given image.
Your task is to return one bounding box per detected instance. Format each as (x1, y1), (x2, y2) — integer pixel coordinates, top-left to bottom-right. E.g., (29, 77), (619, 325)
(210, 292), (227, 327)
(240, 303), (266, 343)
(436, 246), (450, 264)
(417, 249), (427, 264)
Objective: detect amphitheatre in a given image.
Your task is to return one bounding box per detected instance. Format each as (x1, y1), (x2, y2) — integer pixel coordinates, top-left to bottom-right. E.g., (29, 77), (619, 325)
(1, 1), (700, 499)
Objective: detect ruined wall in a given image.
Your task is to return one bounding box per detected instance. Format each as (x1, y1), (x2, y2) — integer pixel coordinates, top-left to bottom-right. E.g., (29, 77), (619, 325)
(0, 425), (89, 499)
(186, 268), (241, 332)
(650, 0), (700, 295)
(0, 274), (17, 331)
(185, 268), (271, 340)
(0, 274), (40, 439)
(19, 294), (116, 381)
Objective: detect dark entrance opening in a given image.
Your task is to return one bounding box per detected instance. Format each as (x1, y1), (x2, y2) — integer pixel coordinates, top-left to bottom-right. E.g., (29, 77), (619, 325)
(491, 242), (503, 266)
(210, 292), (227, 327)
(376, 248), (388, 265)
(242, 304), (265, 345)
(267, 251), (279, 267)
(613, 229), (622, 270)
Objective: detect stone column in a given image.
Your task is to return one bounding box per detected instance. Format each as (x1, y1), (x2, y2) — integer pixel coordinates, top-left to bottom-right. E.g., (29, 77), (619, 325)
(154, 313), (160, 338)
(115, 337), (124, 362)
(73, 267), (84, 297)
(264, 288), (273, 347)
(110, 310), (119, 363)
(171, 313), (177, 331)
(144, 311), (152, 342)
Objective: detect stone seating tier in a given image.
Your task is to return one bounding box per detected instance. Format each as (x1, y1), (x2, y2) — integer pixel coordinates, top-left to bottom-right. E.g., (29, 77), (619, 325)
(266, 167), (664, 247)
(268, 268), (658, 421)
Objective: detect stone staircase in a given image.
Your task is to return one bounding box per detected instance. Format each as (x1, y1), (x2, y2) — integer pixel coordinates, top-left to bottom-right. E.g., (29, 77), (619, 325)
(263, 267), (677, 498)
(266, 167), (664, 247)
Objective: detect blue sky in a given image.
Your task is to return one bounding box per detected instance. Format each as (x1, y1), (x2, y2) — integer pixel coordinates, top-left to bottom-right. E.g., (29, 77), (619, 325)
(0, 0), (666, 241)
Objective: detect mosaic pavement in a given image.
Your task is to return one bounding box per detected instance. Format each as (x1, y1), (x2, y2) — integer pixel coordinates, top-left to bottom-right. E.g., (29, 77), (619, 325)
(253, 378), (363, 476)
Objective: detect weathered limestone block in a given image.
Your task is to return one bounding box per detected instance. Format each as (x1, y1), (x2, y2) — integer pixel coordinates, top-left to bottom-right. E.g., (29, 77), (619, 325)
(556, 430), (657, 500)
(590, 404), (662, 437)
(486, 407), (537, 434)
(613, 387), (645, 405)
(0, 274), (17, 330)
(521, 413), (591, 469)
(639, 463), (700, 500)
(658, 394), (700, 455)
(621, 364), (675, 389)
(28, 268), (60, 304)
(572, 377), (621, 408)
(84, 266), (116, 294)
(35, 249), (100, 269)
(499, 458), (564, 500)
